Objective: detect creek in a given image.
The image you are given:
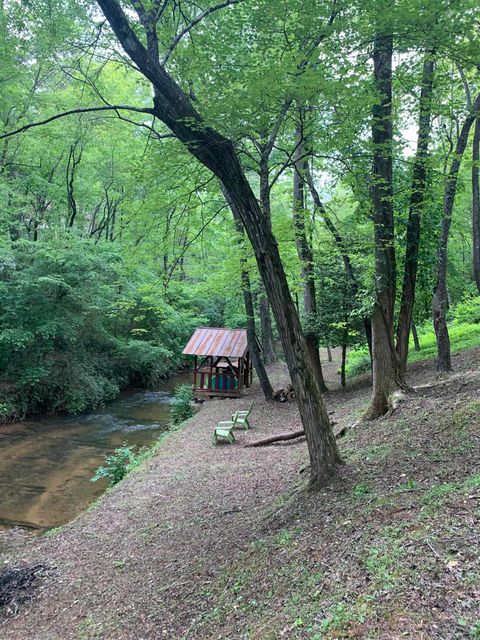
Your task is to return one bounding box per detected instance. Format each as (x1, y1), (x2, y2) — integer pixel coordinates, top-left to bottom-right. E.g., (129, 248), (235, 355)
(0, 371), (191, 537)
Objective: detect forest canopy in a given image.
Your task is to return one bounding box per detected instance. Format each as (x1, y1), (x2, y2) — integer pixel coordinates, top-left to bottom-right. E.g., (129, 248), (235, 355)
(1, 0), (480, 484)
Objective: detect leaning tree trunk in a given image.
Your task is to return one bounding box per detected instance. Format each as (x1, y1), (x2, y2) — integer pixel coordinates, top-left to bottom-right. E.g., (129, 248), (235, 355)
(396, 53), (435, 378)
(473, 116), (480, 293)
(225, 187), (274, 400)
(367, 30), (400, 418)
(292, 124), (328, 392)
(433, 91), (480, 371)
(96, 0), (342, 485)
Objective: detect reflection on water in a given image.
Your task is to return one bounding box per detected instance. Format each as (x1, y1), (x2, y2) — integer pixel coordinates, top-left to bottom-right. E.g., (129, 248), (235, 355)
(0, 372), (191, 535)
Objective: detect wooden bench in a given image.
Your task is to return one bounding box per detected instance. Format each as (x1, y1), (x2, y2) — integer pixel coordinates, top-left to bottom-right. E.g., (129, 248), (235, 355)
(213, 412), (239, 444)
(231, 400), (254, 430)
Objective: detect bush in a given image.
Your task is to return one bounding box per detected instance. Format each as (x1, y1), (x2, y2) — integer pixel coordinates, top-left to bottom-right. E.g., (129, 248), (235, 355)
(453, 295), (480, 325)
(91, 444), (140, 486)
(344, 350), (371, 377)
(114, 340), (176, 387)
(170, 384), (194, 425)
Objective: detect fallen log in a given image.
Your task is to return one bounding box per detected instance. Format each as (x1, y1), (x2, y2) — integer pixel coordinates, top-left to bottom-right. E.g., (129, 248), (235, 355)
(245, 429), (305, 447)
(245, 424), (346, 448)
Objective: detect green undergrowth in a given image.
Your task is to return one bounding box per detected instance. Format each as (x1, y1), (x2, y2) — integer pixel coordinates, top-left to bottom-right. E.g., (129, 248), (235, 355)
(346, 321), (480, 377)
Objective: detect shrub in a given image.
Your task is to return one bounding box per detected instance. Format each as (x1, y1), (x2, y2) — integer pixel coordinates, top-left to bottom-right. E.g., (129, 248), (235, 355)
(345, 350), (371, 377)
(170, 384), (194, 425)
(453, 295), (480, 325)
(114, 340), (175, 387)
(91, 444), (140, 486)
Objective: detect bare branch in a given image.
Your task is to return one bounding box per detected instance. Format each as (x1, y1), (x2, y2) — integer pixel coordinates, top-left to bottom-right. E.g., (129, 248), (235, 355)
(0, 105), (156, 141)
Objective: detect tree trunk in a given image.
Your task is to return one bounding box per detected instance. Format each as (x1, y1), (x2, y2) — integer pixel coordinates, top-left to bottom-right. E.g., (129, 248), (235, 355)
(396, 53), (435, 376)
(258, 292), (276, 364)
(293, 124), (328, 392)
(473, 116), (480, 293)
(225, 187), (273, 400)
(96, 0), (342, 485)
(326, 346), (332, 362)
(433, 92), (480, 371)
(305, 165), (373, 364)
(367, 30), (399, 419)
(256, 153), (277, 364)
(412, 321), (420, 352)
(340, 342), (347, 388)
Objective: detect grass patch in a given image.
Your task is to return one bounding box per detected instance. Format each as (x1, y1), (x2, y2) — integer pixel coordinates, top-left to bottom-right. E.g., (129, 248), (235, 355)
(345, 321), (480, 377)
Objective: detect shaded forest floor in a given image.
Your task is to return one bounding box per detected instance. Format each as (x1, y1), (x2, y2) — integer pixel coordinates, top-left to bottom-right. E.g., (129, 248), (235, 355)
(1, 348), (479, 639)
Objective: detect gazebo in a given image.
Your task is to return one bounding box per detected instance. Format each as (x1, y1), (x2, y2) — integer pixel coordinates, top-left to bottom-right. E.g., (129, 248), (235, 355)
(182, 327), (255, 398)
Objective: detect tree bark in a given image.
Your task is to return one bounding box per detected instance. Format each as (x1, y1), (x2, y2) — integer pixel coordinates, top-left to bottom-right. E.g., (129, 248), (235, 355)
(96, 0), (342, 485)
(293, 124), (328, 392)
(473, 116), (480, 293)
(367, 30), (400, 418)
(433, 91), (480, 371)
(396, 53), (435, 376)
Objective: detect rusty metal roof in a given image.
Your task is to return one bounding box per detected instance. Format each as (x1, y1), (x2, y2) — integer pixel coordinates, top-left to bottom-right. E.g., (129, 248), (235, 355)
(183, 327), (250, 358)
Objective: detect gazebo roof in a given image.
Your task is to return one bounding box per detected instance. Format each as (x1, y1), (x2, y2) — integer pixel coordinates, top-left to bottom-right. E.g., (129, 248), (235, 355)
(182, 327), (250, 358)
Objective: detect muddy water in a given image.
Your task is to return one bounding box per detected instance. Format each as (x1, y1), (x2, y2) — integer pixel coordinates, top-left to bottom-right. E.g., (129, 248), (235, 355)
(0, 372), (191, 537)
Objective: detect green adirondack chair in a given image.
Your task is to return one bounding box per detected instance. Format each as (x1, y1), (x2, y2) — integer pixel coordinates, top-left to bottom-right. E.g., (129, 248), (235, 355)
(213, 411), (239, 444)
(231, 400), (254, 430)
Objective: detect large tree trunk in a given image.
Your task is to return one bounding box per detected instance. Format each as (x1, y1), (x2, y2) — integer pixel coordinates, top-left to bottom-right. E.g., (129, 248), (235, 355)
(473, 116), (480, 293)
(96, 0), (342, 485)
(293, 124), (328, 392)
(367, 30), (399, 419)
(225, 188), (274, 400)
(433, 92), (480, 371)
(396, 53), (435, 377)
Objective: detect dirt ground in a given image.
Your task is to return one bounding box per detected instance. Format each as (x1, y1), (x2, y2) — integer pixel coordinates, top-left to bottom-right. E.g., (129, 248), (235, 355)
(1, 348), (479, 639)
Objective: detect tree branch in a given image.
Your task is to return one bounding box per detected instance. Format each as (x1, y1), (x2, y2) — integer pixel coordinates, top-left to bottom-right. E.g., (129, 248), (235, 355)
(0, 105), (156, 140)
(161, 0), (244, 65)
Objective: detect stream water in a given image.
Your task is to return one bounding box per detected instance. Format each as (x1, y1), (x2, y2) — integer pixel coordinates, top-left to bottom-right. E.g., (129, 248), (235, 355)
(0, 371), (191, 536)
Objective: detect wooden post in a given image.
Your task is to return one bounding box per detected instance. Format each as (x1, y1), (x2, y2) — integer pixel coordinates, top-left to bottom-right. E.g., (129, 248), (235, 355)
(194, 355), (197, 391)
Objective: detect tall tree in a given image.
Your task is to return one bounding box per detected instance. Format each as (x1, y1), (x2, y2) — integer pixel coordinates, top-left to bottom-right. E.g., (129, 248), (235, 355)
(293, 119), (328, 392)
(395, 52), (436, 376)
(222, 186), (274, 400)
(433, 89), (480, 370)
(95, 0), (341, 485)
(367, 27), (400, 418)
(472, 116), (480, 293)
